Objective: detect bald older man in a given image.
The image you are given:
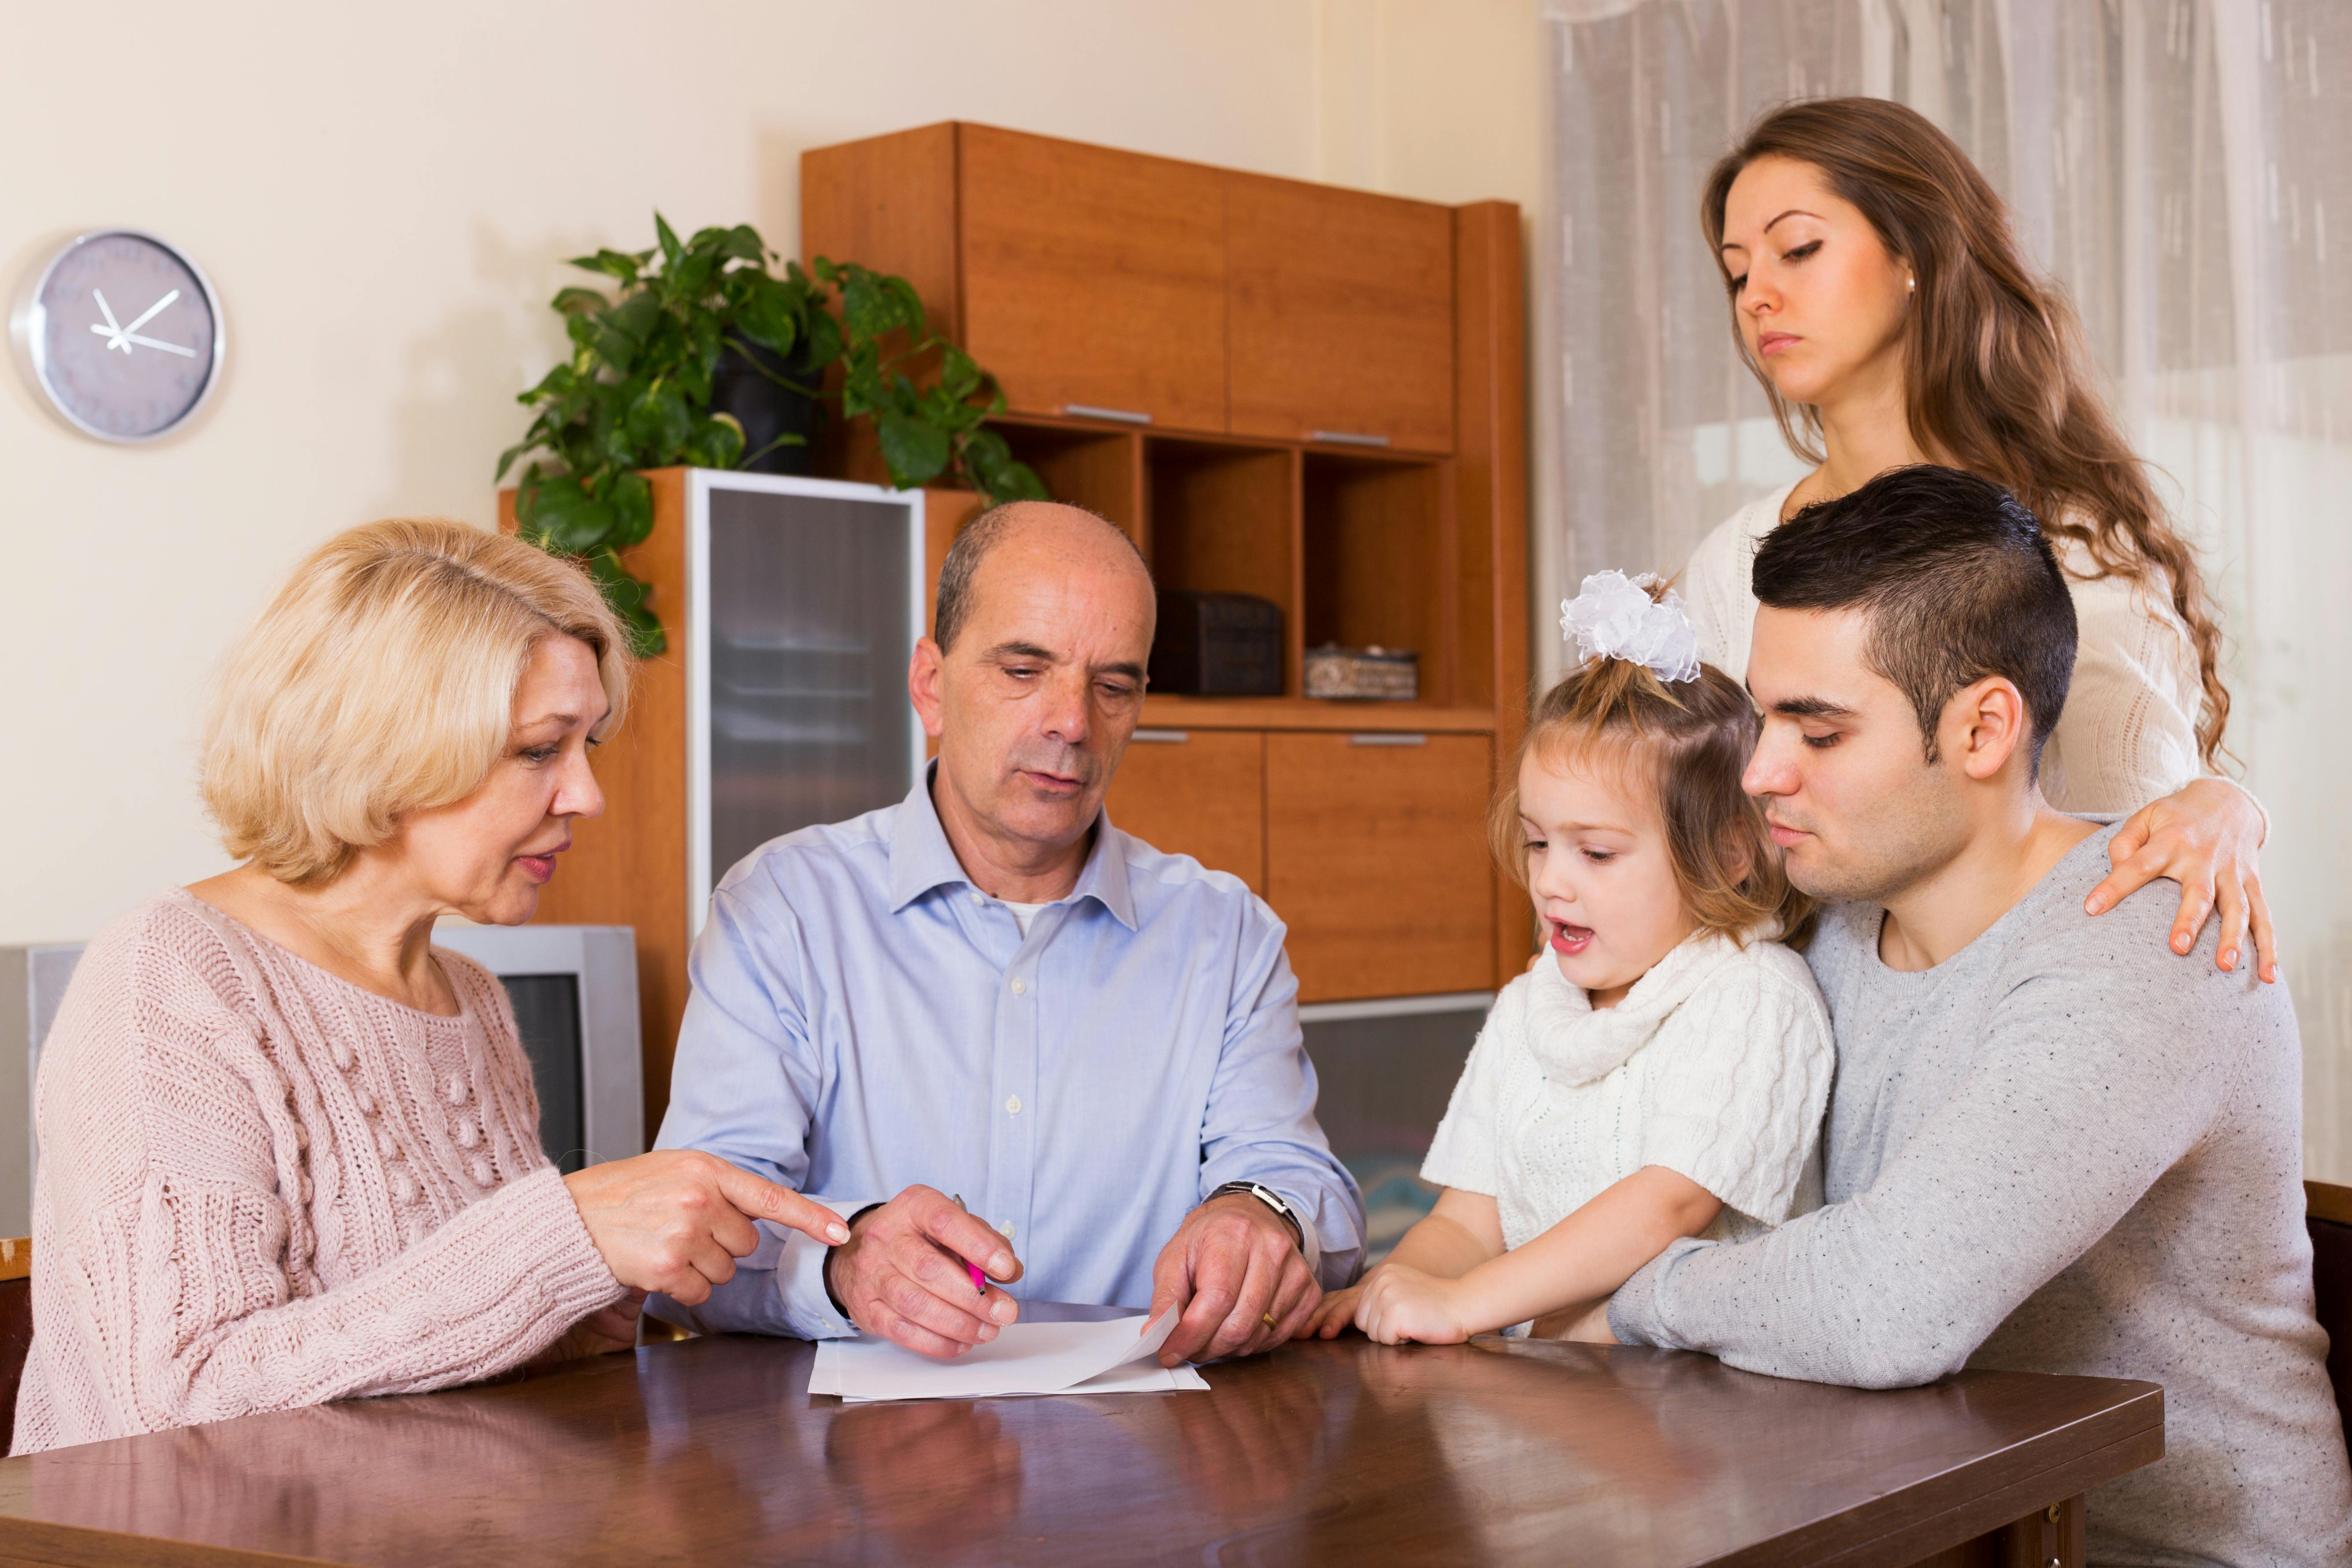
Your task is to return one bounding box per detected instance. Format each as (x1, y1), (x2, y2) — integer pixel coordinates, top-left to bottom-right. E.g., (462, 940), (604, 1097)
(650, 502), (1364, 1368)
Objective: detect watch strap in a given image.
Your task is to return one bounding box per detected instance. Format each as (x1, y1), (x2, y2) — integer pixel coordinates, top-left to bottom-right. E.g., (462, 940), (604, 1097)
(1209, 1180), (1306, 1251)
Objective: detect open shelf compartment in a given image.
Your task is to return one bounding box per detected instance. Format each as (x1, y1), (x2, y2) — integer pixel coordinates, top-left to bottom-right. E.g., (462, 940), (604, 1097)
(1301, 451), (1459, 710)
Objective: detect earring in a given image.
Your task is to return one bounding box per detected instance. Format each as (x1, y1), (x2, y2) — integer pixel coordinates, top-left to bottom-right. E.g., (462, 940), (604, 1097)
(1907, 276), (1917, 292)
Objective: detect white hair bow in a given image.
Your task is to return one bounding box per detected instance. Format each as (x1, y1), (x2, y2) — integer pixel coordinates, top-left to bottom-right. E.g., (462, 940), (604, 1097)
(1558, 570), (1701, 684)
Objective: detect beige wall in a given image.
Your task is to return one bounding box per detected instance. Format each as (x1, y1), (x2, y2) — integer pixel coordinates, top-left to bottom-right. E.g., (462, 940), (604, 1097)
(0, 0), (1543, 944)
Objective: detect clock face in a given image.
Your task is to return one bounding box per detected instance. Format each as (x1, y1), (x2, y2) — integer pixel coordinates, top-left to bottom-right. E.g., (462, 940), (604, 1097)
(17, 231), (223, 443)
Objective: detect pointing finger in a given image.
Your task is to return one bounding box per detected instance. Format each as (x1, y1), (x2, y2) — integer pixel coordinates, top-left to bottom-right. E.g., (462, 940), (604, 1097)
(711, 1162), (850, 1248)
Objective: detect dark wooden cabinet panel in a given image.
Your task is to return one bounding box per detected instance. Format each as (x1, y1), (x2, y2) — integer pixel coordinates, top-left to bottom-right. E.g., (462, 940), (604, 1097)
(959, 125), (1228, 432)
(1266, 732), (1493, 1001)
(1225, 174), (1455, 453)
(1106, 729), (1265, 891)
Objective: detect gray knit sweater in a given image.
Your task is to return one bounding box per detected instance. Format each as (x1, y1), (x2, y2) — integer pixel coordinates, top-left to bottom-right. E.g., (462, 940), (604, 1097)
(1611, 824), (2352, 1566)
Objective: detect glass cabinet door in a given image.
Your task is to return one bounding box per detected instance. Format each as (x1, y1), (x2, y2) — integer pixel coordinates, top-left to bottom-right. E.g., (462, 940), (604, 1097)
(702, 484), (920, 888)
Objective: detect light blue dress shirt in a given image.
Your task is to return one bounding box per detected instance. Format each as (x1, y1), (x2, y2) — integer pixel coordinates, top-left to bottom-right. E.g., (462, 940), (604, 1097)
(649, 770), (1365, 1340)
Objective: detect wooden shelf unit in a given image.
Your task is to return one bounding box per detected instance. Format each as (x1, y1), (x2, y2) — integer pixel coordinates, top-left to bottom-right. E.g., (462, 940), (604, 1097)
(808, 124), (1532, 1005)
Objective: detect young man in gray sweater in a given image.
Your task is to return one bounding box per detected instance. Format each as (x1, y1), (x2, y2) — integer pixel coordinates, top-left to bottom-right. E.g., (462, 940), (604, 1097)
(1602, 466), (2352, 1564)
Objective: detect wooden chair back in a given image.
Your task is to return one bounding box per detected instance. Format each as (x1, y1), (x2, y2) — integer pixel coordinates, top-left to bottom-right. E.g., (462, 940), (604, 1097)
(2308, 1181), (2352, 1444)
(0, 1237), (30, 1437)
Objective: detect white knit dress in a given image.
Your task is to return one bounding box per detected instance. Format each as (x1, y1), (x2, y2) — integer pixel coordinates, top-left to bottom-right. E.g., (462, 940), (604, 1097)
(1421, 930), (1833, 1250)
(1681, 480), (2206, 816)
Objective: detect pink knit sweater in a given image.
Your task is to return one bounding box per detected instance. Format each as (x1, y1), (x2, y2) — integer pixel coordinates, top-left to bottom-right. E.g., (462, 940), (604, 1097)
(11, 891), (624, 1454)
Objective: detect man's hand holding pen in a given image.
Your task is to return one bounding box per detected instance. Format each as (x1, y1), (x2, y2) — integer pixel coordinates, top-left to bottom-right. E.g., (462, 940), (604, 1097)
(823, 1184), (1024, 1359)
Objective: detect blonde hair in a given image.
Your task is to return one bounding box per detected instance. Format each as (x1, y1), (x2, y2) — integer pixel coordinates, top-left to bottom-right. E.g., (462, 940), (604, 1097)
(1492, 622), (1808, 946)
(202, 519), (631, 885)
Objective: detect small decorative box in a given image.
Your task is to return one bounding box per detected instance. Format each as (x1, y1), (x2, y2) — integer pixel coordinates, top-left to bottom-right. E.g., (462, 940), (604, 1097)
(1303, 644), (1419, 701)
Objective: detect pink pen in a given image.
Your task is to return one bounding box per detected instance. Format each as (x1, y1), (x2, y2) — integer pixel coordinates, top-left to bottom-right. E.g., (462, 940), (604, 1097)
(950, 1194), (988, 1295)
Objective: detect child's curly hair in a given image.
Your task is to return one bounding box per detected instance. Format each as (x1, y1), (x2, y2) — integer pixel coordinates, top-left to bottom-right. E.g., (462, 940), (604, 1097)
(1492, 591), (1810, 945)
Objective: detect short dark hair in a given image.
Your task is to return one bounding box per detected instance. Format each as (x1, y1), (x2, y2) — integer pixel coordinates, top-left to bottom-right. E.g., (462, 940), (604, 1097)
(932, 501), (1149, 652)
(1751, 465), (2077, 774)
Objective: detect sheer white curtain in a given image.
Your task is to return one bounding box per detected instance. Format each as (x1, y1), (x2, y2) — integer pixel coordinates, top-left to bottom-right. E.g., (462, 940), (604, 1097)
(1543, 0), (2352, 1179)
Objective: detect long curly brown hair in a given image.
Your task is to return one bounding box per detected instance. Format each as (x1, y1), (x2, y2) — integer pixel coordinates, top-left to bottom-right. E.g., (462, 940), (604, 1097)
(1701, 97), (2230, 764)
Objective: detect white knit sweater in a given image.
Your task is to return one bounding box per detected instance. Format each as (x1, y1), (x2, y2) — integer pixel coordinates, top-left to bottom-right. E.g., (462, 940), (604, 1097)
(1681, 480), (2204, 815)
(1421, 931), (1833, 1250)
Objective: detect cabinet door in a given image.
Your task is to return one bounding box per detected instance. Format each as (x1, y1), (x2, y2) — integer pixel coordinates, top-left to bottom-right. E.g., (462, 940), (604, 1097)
(1225, 175), (1455, 453)
(1266, 733), (1492, 1001)
(1106, 730), (1264, 892)
(959, 126), (1228, 432)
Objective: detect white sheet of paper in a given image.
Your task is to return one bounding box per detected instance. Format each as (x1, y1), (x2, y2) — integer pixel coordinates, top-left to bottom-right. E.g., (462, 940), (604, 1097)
(838, 1360), (1209, 1403)
(809, 1311), (1202, 1402)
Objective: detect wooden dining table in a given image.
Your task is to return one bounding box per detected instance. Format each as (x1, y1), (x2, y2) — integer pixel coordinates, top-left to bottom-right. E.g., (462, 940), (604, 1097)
(0, 1305), (2160, 1568)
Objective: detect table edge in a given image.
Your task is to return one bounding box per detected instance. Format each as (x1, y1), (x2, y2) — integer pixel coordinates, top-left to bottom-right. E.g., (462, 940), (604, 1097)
(0, 1516), (340, 1568)
(1703, 1382), (2165, 1568)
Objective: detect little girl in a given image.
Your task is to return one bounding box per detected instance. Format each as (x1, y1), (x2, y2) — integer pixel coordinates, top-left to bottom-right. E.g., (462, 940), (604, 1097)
(1307, 571), (1833, 1346)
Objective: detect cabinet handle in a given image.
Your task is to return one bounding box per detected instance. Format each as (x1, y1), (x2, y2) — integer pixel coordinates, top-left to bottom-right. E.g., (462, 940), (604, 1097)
(1349, 733), (1427, 746)
(1308, 429), (1391, 448)
(1063, 403), (1154, 426)
(1131, 729), (1190, 743)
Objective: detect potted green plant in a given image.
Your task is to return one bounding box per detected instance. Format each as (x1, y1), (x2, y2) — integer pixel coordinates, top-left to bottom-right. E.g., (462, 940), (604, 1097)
(497, 215), (1045, 653)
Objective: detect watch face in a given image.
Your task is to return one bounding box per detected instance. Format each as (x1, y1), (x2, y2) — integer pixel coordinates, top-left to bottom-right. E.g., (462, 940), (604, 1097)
(18, 231), (222, 442)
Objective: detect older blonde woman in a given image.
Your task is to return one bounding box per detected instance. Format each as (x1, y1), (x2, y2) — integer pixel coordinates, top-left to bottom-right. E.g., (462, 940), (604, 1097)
(13, 520), (848, 1455)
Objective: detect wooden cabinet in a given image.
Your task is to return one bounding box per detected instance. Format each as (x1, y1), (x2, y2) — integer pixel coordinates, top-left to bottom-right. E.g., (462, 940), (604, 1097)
(803, 124), (1455, 452)
(1265, 733), (1495, 1002)
(1225, 174), (1456, 453)
(1106, 730), (1265, 892)
(797, 137), (1531, 1004)
(960, 127), (1228, 430)
(803, 123), (1228, 433)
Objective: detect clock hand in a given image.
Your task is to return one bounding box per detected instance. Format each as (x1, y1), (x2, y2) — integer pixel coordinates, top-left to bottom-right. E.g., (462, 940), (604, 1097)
(89, 290), (130, 353)
(117, 289), (181, 339)
(121, 331), (196, 358)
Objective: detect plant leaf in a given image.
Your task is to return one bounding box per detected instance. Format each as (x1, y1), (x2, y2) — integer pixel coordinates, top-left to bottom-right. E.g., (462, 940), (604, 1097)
(528, 476), (618, 554)
(586, 549), (665, 656)
(493, 437), (538, 480)
(568, 248), (642, 284)
(608, 471), (656, 547)
(875, 408), (951, 487)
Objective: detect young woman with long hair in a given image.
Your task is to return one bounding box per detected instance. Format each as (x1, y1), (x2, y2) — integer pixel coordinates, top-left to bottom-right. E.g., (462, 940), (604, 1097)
(1683, 96), (2276, 981)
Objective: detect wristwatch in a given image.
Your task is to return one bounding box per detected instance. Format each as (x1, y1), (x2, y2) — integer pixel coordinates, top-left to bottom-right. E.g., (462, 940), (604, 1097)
(1209, 1180), (1305, 1251)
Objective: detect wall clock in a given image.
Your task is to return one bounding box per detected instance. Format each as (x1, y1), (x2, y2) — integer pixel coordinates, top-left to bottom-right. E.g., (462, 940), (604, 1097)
(10, 230), (225, 444)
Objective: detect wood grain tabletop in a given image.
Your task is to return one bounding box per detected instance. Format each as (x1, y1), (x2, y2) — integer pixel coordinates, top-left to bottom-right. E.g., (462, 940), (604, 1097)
(0, 1311), (2160, 1568)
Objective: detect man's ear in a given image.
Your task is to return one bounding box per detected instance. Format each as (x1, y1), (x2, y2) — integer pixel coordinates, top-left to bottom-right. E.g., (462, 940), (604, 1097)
(908, 637), (949, 741)
(1944, 675), (2030, 783)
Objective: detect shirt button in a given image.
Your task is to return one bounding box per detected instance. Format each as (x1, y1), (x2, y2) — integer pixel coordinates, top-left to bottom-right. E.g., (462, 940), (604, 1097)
(1009, 978), (1027, 995)
(998, 1221), (1017, 1241)
(1005, 1096), (1022, 1115)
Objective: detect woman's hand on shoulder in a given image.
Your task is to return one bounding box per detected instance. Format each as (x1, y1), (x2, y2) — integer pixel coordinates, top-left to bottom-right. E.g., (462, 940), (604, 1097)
(2085, 777), (2276, 982)
(562, 1150), (851, 1304)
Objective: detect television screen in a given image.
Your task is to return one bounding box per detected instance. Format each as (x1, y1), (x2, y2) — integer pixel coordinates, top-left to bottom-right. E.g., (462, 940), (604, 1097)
(501, 974), (587, 1174)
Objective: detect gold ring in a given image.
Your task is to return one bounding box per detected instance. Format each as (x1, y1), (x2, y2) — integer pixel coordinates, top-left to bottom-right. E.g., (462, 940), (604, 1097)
(1262, 1312), (1277, 1329)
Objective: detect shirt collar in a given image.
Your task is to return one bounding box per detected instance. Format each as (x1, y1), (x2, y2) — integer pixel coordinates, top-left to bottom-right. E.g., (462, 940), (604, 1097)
(886, 763), (1139, 931)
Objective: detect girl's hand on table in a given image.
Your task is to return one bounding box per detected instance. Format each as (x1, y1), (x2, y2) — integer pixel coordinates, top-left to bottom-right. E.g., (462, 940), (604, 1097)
(2085, 777), (2276, 982)
(1298, 1282), (1365, 1338)
(1354, 1263), (1476, 1346)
